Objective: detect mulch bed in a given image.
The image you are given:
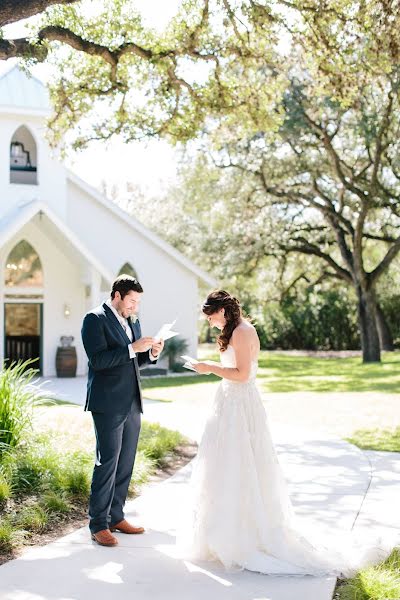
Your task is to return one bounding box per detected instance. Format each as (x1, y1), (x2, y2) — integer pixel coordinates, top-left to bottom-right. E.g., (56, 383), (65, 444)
(0, 441), (197, 566)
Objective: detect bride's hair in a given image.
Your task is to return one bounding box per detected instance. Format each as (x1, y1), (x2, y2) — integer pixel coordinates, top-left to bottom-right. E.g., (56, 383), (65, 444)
(202, 290), (243, 352)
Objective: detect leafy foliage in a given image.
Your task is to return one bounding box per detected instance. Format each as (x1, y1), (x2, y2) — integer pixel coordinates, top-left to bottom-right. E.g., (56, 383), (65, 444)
(163, 336), (189, 370)
(3, 1), (399, 150)
(0, 361), (51, 458)
(138, 421), (185, 463)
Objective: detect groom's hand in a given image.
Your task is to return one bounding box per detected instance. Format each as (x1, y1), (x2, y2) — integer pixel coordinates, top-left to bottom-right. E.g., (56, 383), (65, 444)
(131, 337), (155, 353)
(151, 339), (164, 358)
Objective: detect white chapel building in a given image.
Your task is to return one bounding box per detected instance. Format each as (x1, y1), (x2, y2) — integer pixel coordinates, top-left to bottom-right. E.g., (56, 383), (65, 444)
(0, 66), (215, 376)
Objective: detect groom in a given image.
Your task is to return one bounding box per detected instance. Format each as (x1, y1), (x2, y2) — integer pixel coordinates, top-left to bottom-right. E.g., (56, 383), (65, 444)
(81, 274), (164, 547)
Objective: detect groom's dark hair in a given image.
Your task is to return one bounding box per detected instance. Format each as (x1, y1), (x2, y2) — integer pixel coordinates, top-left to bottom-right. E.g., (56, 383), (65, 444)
(111, 274), (143, 299)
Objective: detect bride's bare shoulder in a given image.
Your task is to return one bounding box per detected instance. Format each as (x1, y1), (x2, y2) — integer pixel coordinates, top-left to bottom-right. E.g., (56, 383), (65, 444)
(232, 320), (257, 338)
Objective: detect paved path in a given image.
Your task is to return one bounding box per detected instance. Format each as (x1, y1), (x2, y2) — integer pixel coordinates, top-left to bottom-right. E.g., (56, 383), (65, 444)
(2, 376), (397, 600)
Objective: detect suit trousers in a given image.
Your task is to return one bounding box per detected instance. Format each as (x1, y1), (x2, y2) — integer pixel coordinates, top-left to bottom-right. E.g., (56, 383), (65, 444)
(89, 403), (141, 534)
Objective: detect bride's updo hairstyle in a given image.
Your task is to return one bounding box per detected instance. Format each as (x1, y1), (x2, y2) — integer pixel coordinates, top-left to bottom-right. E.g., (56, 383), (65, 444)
(202, 290), (242, 352)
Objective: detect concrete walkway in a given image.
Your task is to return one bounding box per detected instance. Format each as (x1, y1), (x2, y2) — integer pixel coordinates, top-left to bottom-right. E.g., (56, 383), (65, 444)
(1, 376), (397, 600)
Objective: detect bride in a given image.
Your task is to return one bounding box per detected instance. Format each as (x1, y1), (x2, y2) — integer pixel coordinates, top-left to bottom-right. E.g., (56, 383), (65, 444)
(178, 289), (398, 577)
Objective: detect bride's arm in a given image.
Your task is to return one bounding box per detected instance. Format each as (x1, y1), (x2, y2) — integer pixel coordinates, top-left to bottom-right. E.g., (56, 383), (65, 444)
(194, 328), (253, 382)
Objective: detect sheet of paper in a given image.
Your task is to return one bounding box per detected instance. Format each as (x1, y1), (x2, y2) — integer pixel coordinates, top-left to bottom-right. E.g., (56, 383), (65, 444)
(180, 354), (199, 372)
(180, 354), (198, 364)
(182, 362), (197, 372)
(154, 319), (179, 341)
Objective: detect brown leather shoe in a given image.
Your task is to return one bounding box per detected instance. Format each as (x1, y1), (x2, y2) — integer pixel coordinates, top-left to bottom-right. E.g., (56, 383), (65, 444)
(91, 529), (118, 546)
(110, 519), (145, 534)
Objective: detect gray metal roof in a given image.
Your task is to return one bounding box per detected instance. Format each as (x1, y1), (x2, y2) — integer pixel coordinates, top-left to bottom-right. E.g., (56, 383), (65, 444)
(0, 65), (50, 111)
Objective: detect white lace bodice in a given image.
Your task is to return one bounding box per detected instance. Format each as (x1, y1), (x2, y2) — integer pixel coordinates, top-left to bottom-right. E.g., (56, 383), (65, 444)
(220, 344), (258, 383)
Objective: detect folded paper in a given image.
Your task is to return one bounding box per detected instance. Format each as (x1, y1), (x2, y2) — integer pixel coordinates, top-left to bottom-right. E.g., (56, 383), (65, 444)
(154, 319), (179, 342)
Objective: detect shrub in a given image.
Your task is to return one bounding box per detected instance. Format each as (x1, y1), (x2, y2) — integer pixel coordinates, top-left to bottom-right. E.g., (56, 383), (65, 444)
(0, 470), (11, 506)
(0, 360), (52, 459)
(8, 442), (60, 494)
(17, 504), (48, 533)
(59, 452), (92, 501)
(0, 518), (25, 553)
(41, 492), (72, 515)
(62, 469), (91, 501)
(163, 337), (189, 370)
(253, 289), (360, 350)
(138, 422), (185, 463)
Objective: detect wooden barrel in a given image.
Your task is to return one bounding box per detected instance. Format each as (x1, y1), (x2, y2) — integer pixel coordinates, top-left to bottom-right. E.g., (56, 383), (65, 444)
(56, 346), (77, 377)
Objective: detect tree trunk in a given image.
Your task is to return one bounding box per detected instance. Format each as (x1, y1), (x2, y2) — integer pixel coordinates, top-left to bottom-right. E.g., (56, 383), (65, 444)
(356, 286), (381, 362)
(376, 303), (395, 351)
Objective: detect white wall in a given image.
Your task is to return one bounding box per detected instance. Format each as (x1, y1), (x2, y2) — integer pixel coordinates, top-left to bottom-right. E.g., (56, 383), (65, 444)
(66, 180), (199, 359)
(0, 220), (87, 376)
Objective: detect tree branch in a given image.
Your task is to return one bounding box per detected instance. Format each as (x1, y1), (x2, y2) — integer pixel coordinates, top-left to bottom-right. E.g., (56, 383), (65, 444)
(0, 37), (48, 61)
(371, 88), (394, 189)
(39, 26), (119, 65)
(280, 242), (353, 283)
(370, 236), (400, 283)
(0, 0), (77, 27)
(312, 178), (354, 235)
(302, 109), (367, 201)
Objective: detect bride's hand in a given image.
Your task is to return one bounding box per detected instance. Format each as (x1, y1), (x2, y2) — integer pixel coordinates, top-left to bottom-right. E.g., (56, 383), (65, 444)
(192, 361), (211, 375)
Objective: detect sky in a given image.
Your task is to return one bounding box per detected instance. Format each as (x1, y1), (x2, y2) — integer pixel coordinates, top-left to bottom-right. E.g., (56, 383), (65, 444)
(1, 0), (184, 196)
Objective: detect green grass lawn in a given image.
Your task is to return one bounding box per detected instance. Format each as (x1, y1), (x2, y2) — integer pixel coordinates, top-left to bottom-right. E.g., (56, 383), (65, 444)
(257, 352), (400, 393)
(335, 548), (400, 600)
(142, 351), (400, 398)
(345, 427), (400, 452)
(142, 373), (218, 389)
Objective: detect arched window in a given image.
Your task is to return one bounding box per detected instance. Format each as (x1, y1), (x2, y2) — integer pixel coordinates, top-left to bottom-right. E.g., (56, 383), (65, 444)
(10, 125), (38, 185)
(118, 262), (138, 279)
(5, 240), (43, 287)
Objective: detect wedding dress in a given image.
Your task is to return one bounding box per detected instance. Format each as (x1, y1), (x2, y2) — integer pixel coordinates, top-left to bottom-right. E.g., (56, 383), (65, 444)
(177, 345), (398, 577)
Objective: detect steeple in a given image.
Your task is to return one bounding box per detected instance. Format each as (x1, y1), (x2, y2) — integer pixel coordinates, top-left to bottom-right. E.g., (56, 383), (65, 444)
(0, 65), (67, 219)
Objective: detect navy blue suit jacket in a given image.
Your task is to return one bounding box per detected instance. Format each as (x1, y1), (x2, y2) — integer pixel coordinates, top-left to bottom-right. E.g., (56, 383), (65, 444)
(81, 302), (154, 414)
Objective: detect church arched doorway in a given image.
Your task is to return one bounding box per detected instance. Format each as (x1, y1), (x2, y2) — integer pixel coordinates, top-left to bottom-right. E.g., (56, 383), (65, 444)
(4, 240), (43, 372)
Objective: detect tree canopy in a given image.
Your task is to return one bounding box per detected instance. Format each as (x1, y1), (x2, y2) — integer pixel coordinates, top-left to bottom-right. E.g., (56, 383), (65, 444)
(2, 1), (400, 148)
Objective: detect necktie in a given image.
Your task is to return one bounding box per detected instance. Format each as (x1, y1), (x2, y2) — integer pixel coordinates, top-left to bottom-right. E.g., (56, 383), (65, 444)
(121, 318), (132, 341)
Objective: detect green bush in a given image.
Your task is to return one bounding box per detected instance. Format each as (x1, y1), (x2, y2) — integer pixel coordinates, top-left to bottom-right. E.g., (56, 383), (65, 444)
(0, 470), (11, 506)
(4, 439), (94, 504)
(163, 337), (189, 370)
(41, 492), (72, 515)
(0, 518), (25, 553)
(8, 442), (60, 494)
(253, 289), (360, 350)
(59, 452), (92, 501)
(62, 469), (91, 501)
(0, 360), (51, 459)
(138, 422), (185, 463)
(380, 293), (400, 349)
(17, 504), (48, 533)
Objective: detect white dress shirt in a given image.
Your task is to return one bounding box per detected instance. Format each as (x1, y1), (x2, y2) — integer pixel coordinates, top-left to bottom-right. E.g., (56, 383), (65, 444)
(106, 299), (157, 361)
